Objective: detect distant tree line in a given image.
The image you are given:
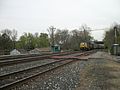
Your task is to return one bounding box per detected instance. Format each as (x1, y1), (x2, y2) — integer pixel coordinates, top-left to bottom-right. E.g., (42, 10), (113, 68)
(16, 32), (49, 50)
(0, 29), (49, 54)
(0, 29), (17, 54)
(48, 25), (93, 51)
(0, 25), (93, 54)
(104, 24), (120, 49)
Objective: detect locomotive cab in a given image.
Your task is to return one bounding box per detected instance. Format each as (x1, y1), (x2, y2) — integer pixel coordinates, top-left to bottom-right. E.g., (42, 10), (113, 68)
(80, 42), (94, 50)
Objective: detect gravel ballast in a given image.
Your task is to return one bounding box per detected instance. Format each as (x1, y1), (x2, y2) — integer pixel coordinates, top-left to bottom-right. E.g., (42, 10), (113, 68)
(11, 60), (87, 90)
(0, 59), (56, 75)
(2, 51), (120, 90)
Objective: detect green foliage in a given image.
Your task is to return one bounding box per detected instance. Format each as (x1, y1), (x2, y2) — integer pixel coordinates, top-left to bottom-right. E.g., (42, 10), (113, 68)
(39, 33), (49, 47)
(16, 33), (49, 50)
(104, 30), (114, 49)
(0, 25), (93, 54)
(1, 33), (13, 50)
(104, 24), (120, 49)
(0, 29), (17, 51)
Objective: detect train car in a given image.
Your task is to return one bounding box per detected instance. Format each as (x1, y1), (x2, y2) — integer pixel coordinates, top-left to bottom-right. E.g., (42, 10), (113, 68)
(80, 41), (105, 51)
(80, 42), (94, 50)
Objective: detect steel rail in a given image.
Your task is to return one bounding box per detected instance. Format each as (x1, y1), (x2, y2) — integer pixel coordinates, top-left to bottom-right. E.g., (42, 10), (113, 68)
(0, 60), (75, 90)
(0, 51), (82, 67)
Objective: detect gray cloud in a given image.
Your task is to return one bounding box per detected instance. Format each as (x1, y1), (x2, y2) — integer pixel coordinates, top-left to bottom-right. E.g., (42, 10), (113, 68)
(0, 0), (120, 40)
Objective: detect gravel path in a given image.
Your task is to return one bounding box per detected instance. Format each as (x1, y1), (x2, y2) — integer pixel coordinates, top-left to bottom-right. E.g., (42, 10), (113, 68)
(76, 52), (120, 90)
(76, 59), (108, 90)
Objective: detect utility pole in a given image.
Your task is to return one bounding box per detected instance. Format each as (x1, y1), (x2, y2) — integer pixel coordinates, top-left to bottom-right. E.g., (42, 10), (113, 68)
(114, 26), (117, 44)
(113, 26), (118, 55)
(83, 27), (86, 42)
(49, 26), (56, 46)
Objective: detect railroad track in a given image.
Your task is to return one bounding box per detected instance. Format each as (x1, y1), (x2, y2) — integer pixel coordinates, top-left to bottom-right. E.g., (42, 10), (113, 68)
(0, 50), (96, 90)
(0, 51), (79, 61)
(0, 51), (82, 67)
(0, 59), (77, 90)
(0, 54), (42, 60)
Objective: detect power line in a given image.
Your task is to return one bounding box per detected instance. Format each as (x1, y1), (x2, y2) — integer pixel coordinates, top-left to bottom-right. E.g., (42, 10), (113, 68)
(89, 28), (109, 31)
(79, 28), (109, 32)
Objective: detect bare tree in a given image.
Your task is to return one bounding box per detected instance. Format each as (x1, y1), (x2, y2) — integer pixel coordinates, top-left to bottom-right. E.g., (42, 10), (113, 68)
(80, 24), (92, 41)
(11, 29), (17, 49)
(47, 26), (56, 46)
(1, 29), (12, 37)
(55, 29), (69, 49)
(70, 29), (81, 50)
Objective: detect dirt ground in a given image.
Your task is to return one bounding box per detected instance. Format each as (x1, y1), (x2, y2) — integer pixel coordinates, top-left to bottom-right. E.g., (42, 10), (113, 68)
(76, 52), (120, 90)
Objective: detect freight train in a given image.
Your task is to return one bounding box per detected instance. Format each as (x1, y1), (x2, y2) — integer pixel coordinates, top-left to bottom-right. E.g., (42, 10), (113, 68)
(80, 41), (104, 50)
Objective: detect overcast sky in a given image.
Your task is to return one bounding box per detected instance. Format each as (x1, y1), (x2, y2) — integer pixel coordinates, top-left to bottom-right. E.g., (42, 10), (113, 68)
(0, 0), (120, 40)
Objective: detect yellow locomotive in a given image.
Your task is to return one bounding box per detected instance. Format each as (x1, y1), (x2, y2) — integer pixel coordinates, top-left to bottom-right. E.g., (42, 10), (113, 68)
(80, 42), (93, 50)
